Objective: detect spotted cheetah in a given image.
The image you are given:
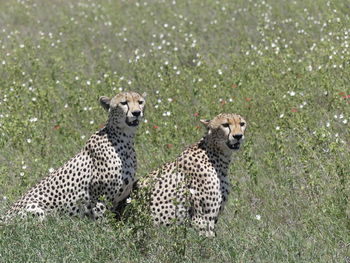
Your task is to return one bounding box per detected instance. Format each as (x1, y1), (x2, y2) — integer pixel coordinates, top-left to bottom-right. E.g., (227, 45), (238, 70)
(4, 91), (146, 221)
(140, 113), (246, 237)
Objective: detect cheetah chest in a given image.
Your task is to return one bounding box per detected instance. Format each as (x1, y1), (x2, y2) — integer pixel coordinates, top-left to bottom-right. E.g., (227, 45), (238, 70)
(90, 139), (137, 204)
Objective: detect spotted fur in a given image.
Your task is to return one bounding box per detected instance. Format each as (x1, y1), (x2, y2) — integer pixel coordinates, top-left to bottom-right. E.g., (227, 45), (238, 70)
(141, 113), (247, 237)
(4, 91), (146, 221)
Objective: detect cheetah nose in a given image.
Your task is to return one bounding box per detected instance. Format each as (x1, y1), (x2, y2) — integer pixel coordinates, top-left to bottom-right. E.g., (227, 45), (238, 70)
(233, 134), (243, 140)
(132, 110), (141, 117)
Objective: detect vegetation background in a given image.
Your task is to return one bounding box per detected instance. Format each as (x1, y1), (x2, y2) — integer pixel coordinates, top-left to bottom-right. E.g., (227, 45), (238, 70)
(0, 0), (349, 262)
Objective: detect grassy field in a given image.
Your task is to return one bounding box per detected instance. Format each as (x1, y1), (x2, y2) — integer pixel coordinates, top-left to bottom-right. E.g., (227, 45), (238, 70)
(0, 0), (349, 262)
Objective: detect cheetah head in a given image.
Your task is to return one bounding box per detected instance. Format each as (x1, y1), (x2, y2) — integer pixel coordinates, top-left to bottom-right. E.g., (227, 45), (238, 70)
(201, 113), (246, 152)
(100, 91), (146, 130)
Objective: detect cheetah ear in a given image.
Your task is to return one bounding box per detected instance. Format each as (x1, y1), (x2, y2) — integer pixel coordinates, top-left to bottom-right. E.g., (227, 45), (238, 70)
(200, 119), (212, 134)
(141, 92), (147, 99)
(99, 96), (111, 111)
(200, 119), (210, 127)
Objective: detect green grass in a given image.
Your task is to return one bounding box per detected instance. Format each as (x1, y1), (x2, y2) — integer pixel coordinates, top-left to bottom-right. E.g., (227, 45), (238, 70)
(0, 0), (350, 262)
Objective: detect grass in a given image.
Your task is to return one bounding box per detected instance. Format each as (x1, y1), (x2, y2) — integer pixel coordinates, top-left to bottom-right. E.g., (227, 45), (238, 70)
(0, 0), (349, 262)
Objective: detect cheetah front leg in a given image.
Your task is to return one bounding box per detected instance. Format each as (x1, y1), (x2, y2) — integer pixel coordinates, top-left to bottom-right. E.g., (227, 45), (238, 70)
(191, 214), (216, 237)
(90, 202), (107, 219)
(190, 197), (218, 237)
(83, 201), (107, 220)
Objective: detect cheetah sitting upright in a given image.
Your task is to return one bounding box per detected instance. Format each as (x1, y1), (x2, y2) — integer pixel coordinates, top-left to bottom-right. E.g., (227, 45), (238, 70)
(4, 91), (146, 221)
(141, 113), (246, 237)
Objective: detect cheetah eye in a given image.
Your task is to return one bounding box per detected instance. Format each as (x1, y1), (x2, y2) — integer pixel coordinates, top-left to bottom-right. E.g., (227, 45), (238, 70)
(222, 123), (230, 128)
(120, 101), (128, 105)
(240, 122), (245, 127)
(138, 100), (144, 105)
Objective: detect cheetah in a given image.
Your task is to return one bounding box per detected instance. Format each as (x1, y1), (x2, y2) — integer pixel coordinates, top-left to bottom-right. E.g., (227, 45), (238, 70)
(140, 113), (246, 237)
(4, 91), (146, 221)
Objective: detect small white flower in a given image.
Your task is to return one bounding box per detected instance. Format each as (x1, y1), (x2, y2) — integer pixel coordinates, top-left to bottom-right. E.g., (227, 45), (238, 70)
(27, 138), (32, 143)
(19, 44), (25, 48)
(343, 119), (348, 124)
(326, 122), (330, 127)
(86, 80), (91, 85)
(90, 120), (94, 125)
(20, 172), (24, 177)
(339, 114), (344, 119)
(3, 196), (7, 200)
(217, 69), (223, 75)
(49, 168), (55, 173)
(145, 130), (150, 134)
(144, 119), (148, 123)
(276, 126), (280, 130)
(75, 76), (79, 80)
(168, 98), (173, 102)
(279, 113), (284, 118)
(64, 104), (68, 108)
(334, 115), (338, 119)
(32, 97), (37, 102)
(255, 214), (261, 221)
(22, 165), (27, 170)
(29, 117), (38, 122)
(81, 135), (86, 140)
(289, 91), (296, 96)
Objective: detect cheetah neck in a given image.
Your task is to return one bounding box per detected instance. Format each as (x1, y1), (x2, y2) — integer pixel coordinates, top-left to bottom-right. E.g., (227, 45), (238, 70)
(104, 125), (136, 141)
(198, 138), (232, 176)
(105, 120), (137, 139)
(200, 136), (233, 160)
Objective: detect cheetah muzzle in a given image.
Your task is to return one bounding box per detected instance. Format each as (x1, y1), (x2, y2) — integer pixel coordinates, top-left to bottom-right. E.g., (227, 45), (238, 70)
(227, 141), (241, 150)
(126, 118), (140, 127)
